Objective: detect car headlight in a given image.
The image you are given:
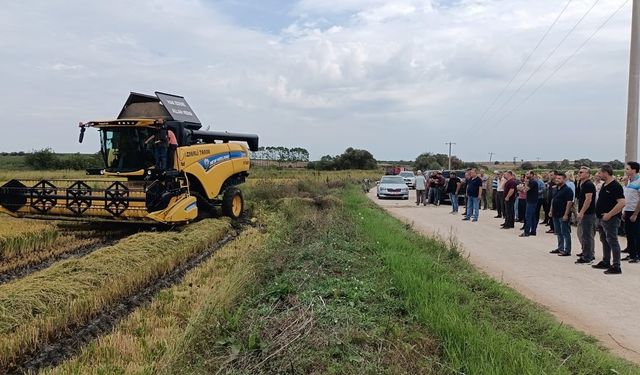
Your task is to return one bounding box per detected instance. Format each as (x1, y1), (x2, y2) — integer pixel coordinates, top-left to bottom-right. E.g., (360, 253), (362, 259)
(379, 187), (387, 191)
(402, 188), (408, 192)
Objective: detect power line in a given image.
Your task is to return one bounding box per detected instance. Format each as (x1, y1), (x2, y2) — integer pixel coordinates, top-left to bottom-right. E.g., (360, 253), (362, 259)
(492, 0), (631, 128)
(468, 0), (574, 132)
(468, 0), (602, 136)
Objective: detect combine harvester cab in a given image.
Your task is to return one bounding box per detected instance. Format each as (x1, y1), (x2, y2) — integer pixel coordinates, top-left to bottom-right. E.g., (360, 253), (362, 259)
(0, 91), (259, 225)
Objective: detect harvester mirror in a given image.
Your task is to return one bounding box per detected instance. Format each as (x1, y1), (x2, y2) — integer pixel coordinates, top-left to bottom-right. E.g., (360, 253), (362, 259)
(78, 124), (86, 143)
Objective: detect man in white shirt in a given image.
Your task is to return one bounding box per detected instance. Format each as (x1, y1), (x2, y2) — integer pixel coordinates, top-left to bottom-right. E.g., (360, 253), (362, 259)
(415, 170), (427, 206)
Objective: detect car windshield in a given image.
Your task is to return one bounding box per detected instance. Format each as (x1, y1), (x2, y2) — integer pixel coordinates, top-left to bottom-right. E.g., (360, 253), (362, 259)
(381, 176), (405, 184)
(399, 172), (414, 177)
(100, 127), (155, 172)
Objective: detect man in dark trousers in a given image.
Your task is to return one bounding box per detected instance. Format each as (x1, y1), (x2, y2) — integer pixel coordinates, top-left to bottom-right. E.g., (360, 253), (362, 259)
(575, 166), (597, 264)
(592, 165), (626, 274)
(549, 172), (573, 256)
(622, 161), (640, 263)
(521, 171), (539, 237)
(145, 120), (169, 171)
(501, 171), (517, 229)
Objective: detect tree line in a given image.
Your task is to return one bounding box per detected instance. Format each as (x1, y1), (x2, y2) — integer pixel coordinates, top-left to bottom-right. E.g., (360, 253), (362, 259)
(23, 148), (102, 170)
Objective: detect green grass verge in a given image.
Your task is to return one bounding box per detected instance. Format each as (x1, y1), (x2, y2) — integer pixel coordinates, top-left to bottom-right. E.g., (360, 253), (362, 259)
(0, 219), (231, 369)
(343, 186), (638, 374)
(162, 195), (441, 374)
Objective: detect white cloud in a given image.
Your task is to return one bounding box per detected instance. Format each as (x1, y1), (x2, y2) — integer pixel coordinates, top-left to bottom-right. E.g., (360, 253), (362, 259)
(0, 0), (634, 162)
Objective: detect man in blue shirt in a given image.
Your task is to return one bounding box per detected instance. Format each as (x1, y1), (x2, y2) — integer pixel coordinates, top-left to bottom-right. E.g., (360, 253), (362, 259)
(462, 168), (483, 222)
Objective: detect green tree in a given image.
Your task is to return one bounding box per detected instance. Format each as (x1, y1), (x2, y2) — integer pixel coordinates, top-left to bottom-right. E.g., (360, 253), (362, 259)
(610, 160), (625, 170)
(25, 148), (59, 170)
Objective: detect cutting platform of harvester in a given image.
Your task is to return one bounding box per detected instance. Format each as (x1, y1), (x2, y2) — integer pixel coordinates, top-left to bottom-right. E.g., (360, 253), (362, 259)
(0, 92), (259, 224)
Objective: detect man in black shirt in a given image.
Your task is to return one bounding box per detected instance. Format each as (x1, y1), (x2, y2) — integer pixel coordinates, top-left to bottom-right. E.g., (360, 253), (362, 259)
(446, 173), (462, 214)
(592, 165), (626, 274)
(463, 168), (483, 222)
(521, 171), (539, 237)
(575, 166), (597, 264)
(549, 172), (574, 256)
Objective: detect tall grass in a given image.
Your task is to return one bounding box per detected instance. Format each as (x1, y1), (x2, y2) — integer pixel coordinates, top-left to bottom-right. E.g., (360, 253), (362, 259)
(0, 219), (231, 369)
(344, 188), (638, 374)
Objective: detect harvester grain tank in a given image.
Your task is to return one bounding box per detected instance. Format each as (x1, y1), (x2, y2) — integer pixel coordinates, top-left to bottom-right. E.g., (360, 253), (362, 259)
(0, 92), (259, 224)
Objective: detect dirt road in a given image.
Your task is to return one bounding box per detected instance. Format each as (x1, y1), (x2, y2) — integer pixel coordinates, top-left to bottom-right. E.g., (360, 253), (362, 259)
(369, 190), (640, 364)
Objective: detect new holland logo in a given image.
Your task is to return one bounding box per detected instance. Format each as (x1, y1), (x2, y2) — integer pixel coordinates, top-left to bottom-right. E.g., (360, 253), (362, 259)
(198, 151), (246, 172)
(198, 153), (230, 172)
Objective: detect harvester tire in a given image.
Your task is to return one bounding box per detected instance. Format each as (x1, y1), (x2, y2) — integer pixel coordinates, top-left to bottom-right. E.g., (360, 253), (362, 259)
(222, 187), (244, 219)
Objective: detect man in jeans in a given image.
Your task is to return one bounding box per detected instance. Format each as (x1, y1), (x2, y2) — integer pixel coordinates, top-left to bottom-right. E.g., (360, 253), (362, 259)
(463, 168), (483, 222)
(622, 162), (640, 262)
(521, 171), (539, 237)
(575, 166), (597, 264)
(549, 172), (574, 256)
(415, 170), (427, 206)
(446, 172), (462, 214)
(592, 165), (626, 275)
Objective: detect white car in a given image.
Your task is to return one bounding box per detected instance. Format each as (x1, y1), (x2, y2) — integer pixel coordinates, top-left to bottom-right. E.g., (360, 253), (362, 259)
(399, 171), (416, 189)
(377, 176), (410, 199)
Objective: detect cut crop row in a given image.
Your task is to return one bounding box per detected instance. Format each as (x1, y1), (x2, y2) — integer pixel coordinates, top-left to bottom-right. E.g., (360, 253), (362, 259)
(0, 219), (232, 371)
(41, 227), (267, 374)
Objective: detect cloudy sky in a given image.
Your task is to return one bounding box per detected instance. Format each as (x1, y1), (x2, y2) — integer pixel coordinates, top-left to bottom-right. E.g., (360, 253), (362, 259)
(0, 0), (635, 162)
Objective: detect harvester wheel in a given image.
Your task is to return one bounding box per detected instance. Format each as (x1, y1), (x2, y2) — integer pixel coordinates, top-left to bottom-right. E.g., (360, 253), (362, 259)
(222, 187), (244, 219)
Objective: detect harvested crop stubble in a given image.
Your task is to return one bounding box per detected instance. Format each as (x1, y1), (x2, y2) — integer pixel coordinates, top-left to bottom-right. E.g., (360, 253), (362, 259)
(0, 217), (58, 260)
(42, 227), (266, 375)
(0, 219), (231, 369)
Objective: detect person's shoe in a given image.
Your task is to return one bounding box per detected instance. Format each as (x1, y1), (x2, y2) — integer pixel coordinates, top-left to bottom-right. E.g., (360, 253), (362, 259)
(575, 258), (593, 264)
(519, 233), (529, 237)
(546, 229), (554, 234)
(549, 249), (561, 254)
(622, 255), (631, 261)
(576, 252), (583, 257)
(558, 252), (571, 257)
(494, 215), (501, 218)
(501, 226), (513, 229)
(472, 219), (478, 222)
(529, 232), (537, 236)
(630, 258), (640, 263)
(462, 217), (470, 221)
(592, 261), (610, 269)
(604, 266), (622, 275)
(622, 248), (629, 254)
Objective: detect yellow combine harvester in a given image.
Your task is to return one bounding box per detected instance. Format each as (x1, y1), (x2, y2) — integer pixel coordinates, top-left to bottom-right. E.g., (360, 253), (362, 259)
(0, 92), (259, 224)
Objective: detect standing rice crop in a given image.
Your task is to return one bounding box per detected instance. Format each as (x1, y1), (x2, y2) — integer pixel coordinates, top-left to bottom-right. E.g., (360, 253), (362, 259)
(0, 217), (58, 260)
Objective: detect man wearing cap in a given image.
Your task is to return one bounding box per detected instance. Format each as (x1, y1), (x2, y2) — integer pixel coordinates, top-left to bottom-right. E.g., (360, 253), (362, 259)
(415, 170), (427, 206)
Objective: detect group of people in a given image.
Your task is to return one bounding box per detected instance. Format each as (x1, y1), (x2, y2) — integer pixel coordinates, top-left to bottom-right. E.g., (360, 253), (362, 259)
(412, 163), (640, 275)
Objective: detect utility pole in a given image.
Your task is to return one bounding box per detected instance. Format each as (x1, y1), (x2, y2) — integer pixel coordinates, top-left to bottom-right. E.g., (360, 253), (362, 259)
(513, 156), (517, 167)
(445, 142), (456, 170)
(626, 0), (640, 162)
(489, 152), (495, 163)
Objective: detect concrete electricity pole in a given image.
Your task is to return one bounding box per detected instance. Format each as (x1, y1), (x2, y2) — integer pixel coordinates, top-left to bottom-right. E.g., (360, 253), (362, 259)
(626, 0), (640, 162)
(445, 142), (456, 170)
(513, 156), (518, 167)
(489, 152), (495, 163)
